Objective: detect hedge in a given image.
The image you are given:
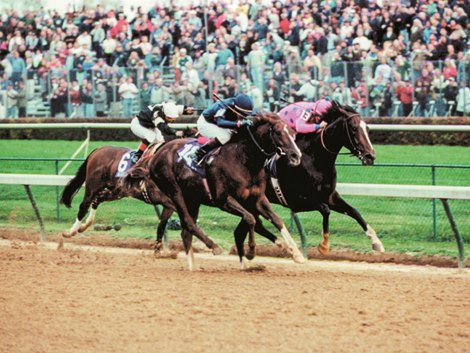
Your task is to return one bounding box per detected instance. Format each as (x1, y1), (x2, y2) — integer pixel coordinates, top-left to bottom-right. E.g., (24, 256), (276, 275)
(1, 116), (469, 146)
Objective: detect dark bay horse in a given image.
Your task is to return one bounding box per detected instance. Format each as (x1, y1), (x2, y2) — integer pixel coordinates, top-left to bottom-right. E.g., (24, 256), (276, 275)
(60, 145), (175, 242)
(233, 101), (384, 260)
(130, 112), (304, 270)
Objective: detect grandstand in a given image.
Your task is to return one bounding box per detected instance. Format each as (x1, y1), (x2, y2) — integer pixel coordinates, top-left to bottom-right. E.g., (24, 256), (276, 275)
(0, 0), (469, 118)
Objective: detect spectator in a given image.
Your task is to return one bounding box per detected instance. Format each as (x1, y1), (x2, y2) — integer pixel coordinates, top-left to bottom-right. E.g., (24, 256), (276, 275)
(68, 81), (81, 117)
(456, 81), (470, 116)
(16, 81), (27, 117)
(216, 42), (234, 67)
(102, 32), (117, 65)
(443, 77), (459, 116)
(245, 42), (265, 93)
(139, 82), (151, 110)
(81, 82), (95, 118)
(396, 80), (414, 117)
(150, 79), (171, 105)
(8, 51), (26, 85)
(119, 76), (138, 118)
(95, 83), (108, 117)
(332, 80), (353, 106)
(5, 83), (19, 118)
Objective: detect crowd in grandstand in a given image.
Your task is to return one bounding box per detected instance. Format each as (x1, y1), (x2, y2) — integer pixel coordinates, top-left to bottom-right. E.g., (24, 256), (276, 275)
(0, 0), (469, 118)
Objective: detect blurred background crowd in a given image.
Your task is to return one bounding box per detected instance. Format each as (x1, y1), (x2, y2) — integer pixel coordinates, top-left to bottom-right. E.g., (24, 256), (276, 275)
(0, 0), (469, 119)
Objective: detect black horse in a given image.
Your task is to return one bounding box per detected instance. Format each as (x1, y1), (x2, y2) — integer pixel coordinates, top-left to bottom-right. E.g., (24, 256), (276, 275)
(232, 101), (384, 262)
(131, 112), (305, 270)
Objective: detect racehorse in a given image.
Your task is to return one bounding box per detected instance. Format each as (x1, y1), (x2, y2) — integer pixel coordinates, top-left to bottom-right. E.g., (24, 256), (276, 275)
(129, 111), (305, 270)
(59, 142), (188, 243)
(232, 101), (384, 262)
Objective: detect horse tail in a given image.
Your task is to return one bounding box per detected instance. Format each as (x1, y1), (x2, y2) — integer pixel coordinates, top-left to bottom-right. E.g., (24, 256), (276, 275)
(60, 157), (89, 208)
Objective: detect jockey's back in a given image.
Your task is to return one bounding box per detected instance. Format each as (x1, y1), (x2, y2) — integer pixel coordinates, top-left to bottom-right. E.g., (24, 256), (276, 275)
(278, 99), (332, 134)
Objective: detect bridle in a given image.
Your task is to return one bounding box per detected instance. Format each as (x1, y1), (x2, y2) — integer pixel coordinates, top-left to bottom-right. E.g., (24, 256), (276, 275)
(320, 113), (362, 157)
(246, 124), (286, 158)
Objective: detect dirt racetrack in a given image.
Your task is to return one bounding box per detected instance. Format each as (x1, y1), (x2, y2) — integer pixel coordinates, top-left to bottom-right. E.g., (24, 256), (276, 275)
(1, 232), (470, 353)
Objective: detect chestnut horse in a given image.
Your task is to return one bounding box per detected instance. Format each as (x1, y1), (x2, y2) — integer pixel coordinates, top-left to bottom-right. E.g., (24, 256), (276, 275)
(130, 112), (305, 270)
(233, 101), (384, 261)
(60, 145), (175, 242)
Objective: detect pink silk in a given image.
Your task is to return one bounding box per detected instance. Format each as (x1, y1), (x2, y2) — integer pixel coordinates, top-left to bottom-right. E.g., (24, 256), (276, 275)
(278, 99), (332, 134)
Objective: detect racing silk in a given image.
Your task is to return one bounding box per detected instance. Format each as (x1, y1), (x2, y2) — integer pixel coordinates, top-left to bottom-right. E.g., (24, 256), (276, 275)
(202, 97), (241, 127)
(278, 99), (332, 134)
(135, 104), (184, 141)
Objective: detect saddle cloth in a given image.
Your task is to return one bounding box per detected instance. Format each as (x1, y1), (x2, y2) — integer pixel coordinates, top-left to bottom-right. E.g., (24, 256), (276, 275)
(115, 143), (163, 178)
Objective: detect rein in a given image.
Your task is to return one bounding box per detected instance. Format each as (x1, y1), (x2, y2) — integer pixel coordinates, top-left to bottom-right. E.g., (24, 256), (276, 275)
(246, 125), (278, 157)
(320, 113), (361, 156)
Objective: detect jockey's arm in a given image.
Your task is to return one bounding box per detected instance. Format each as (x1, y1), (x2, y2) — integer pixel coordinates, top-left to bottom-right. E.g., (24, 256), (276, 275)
(295, 116), (325, 134)
(155, 118), (178, 141)
(215, 117), (239, 128)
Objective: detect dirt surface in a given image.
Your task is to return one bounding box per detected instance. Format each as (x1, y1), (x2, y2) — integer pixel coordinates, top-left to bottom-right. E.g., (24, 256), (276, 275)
(1, 227), (468, 268)
(1, 229), (470, 353)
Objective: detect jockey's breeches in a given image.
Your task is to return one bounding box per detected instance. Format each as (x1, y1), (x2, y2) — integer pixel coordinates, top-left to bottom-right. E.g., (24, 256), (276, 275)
(130, 117), (164, 144)
(197, 114), (232, 144)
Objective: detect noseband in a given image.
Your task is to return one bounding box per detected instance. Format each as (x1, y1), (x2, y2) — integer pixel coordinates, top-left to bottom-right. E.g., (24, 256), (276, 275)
(320, 113), (362, 157)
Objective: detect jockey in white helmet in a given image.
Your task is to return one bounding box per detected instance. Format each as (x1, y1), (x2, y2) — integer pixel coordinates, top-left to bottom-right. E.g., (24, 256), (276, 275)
(130, 102), (194, 162)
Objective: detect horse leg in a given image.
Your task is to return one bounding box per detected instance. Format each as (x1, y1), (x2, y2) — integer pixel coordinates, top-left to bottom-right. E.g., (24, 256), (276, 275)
(169, 187), (223, 256)
(62, 192), (93, 238)
(255, 195), (305, 264)
(219, 196), (256, 261)
(317, 203), (331, 255)
(181, 229), (196, 271)
(328, 191), (384, 252)
(155, 205), (174, 254)
(234, 220), (249, 269)
(78, 202), (98, 233)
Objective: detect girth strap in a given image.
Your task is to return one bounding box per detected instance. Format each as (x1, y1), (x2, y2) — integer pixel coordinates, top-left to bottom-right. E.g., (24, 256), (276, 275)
(265, 155), (288, 207)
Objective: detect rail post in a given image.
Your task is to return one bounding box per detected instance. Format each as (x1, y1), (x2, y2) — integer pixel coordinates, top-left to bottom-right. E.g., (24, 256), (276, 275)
(24, 185), (45, 242)
(432, 165), (437, 241)
(440, 199), (465, 269)
(55, 160), (60, 222)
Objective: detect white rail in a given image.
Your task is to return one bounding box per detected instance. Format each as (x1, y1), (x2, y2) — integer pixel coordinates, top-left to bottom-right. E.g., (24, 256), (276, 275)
(0, 123), (470, 132)
(1, 173), (469, 199)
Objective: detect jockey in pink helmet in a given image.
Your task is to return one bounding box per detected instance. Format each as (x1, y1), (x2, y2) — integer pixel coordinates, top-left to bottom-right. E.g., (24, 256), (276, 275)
(278, 98), (332, 134)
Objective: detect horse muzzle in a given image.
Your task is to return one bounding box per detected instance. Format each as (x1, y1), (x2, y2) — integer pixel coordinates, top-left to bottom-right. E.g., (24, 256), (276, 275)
(287, 152), (302, 167)
(360, 152), (375, 166)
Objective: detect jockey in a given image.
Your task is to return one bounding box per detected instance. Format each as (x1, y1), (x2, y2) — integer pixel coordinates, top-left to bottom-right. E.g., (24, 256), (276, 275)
(190, 93), (254, 163)
(130, 102), (194, 162)
(278, 98), (332, 134)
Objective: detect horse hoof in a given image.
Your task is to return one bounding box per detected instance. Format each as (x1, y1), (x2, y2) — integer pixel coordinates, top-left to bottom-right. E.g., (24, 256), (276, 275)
(78, 225), (87, 233)
(62, 231), (73, 238)
(318, 242), (329, 255)
(372, 242), (385, 253)
(245, 248), (256, 261)
(154, 241), (164, 253)
(293, 251), (306, 264)
(212, 245), (224, 256)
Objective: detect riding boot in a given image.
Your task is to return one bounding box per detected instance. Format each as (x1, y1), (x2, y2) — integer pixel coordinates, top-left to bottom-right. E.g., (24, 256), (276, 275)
(132, 141), (148, 163)
(193, 138), (222, 164)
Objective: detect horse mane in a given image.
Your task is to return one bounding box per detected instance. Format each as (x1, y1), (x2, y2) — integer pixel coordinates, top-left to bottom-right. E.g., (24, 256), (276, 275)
(251, 111), (281, 126)
(322, 100), (360, 123)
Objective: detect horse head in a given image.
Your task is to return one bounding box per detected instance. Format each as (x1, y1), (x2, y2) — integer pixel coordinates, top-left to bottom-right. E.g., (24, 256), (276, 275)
(324, 101), (376, 166)
(251, 112), (302, 166)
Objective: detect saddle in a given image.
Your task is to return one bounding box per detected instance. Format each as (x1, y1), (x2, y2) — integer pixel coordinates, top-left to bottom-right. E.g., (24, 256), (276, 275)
(115, 143), (164, 178)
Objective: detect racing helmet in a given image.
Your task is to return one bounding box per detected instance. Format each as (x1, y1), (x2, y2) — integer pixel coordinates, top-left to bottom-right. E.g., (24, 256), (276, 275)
(233, 94), (254, 116)
(162, 102), (179, 120)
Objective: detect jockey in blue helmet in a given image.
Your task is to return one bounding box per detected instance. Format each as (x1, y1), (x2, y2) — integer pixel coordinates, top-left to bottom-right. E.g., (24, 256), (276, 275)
(191, 93), (254, 163)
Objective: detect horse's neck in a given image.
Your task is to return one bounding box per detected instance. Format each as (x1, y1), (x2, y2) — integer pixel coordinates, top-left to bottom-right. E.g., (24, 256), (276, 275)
(299, 128), (343, 165)
(235, 127), (273, 171)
